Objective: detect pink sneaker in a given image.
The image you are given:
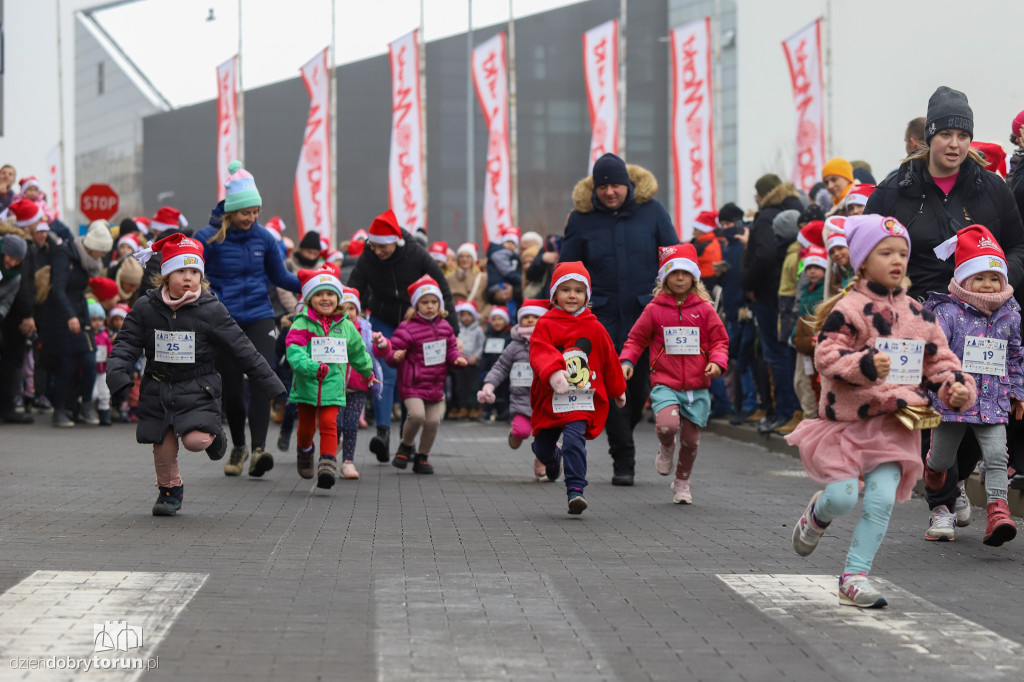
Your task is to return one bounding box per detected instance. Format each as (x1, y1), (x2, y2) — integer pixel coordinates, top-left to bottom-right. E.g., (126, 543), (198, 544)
(672, 478), (692, 504)
(339, 460), (360, 479)
(656, 448), (673, 476)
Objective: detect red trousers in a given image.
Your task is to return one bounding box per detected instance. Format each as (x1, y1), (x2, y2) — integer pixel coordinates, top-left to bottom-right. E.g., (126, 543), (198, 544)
(296, 404), (339, 457)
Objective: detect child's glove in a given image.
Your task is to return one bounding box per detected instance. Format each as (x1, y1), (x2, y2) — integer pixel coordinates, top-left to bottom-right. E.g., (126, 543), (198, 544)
(549, 370), (570, 395)
(614, 393), (627, 408)
(316, 363), (330, 381)
(477, 384), (496, 404)
(372, 331), (387, 349)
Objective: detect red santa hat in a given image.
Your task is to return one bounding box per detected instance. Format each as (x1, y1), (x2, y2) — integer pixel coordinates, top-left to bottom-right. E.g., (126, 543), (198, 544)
(341, 286), (362, 313)
(117, 232), (141, 251)
(134, 232), (205, 276)
(325, 249), (343, 264)
(549, 261), (591, 302)
(797, 220), (825, 249)
(407, 274), (444, 311)
(150, 206), (188, 234)
(107, 303), (131, 321)
(657, 243), (701, 282)
(843, 184), (875, 209)
(428, 241), (449, 263)
(348, 229), (368, 257)
(518, 298), (550, 322)
(971, 141), (1008, 178)
(456, 242), (479, 260)
(19, 176), (41, 192)
(823, 216), (848, 251)
(499, 226), (521, 246)
(264, 216), (285, 241)
(490, 306), (511, 323)
(319, 236), (331, 253)
(933, 223), (1008, 284)
(298, 262), (343, 301)
(89, 277), (119, 302)
(7, 198), (45, 227)
(368, 209), (404, 246)
(801, 245), (829, 271)
(133, 216), (152, 235)
(454, 299), (479, 320)
(692, 210), (719, 234)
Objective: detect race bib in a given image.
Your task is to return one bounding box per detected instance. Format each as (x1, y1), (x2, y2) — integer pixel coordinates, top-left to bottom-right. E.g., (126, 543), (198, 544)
(484, 337), (506, 354)
(664, 326), (700, 355)
(311, 337), (348, 364)
(510, 362), (534, 387)
(423, 339), (446, 367)
(962, 336), (1007, 376)
(803, 355), (815, 376)
(874, 338), (924, 385)
(95, 345), (108, 364)
(154, 330), (196, 364)
(552, 389), (595, 414)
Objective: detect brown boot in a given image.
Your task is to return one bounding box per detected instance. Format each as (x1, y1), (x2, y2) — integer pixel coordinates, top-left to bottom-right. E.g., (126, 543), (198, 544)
(983, 499), (1017, 547)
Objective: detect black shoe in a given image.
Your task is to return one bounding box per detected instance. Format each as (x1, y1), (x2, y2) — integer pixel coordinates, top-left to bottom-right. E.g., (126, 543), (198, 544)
(80, 403), (100, 425)
(206, 431), (227, 460)
(152, 485), (184, 516)
(98, 409), (112, 426)
(412, 453), (434, 474)
(370, 426), (391, 463)
(52, 409), (74, 428)
(758, 415), (790, 433)
(276, 428), (291, 452)
(392, 442), (413, 469)
(729, 410), (753, 426)
(611, 473), (635, 486)
(544, 446), (562, 482)
(3, 411), (34, 424)
(33, 395), (54, 413)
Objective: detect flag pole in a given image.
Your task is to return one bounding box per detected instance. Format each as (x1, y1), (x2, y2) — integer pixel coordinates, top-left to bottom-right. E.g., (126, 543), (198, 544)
(420, 0), (429, 234)
(466, 0), (475, 244)
(618, 0), (626, 157)
(507, 0), (518, 227)
(330, 0), (337, 246)
(237, 0), (244, 164)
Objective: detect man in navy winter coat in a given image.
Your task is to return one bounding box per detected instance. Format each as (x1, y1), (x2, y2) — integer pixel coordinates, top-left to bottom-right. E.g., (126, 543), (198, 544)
(559, 153), (679, 486)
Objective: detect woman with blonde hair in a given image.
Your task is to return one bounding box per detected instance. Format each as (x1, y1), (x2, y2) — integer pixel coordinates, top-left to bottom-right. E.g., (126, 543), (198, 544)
(195, 161), (301, 478)
(446, 242), (489, 320)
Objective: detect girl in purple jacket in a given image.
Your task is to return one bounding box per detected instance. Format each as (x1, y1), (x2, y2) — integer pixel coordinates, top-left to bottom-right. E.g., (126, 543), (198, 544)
(373, 275), (467, 473)
(925, 224), (1024, 547)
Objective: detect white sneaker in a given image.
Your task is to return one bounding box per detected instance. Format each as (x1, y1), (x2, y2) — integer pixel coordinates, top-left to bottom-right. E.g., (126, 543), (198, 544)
(954, 481), (971, 527)
(838, 573), (887, 608)
(656, 448), (673, 476)
(672, 478), (692, 504)
(792, 491), (828, 557)
(925, 505), (956, 541)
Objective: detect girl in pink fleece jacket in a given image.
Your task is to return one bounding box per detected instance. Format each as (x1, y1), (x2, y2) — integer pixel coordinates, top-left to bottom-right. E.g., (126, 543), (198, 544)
(787, 215), (976, 609)
(620, 244), (729, 504)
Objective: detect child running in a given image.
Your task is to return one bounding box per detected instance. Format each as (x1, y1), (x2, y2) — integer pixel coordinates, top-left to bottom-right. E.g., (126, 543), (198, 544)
(285, 264), (376, 489)
(373, 275), (468, 473)
(478, 298), (551, 480)
(336, 286), (383, 480)
(787, 214), (976, 608)
(924, 224), (1023, 546)
(530, 262), (627, 514)
(107, 233), (285, 516)
(619, 244), (729, 504)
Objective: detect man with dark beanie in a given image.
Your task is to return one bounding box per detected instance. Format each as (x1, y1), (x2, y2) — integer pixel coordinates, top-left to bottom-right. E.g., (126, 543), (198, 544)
(868, 85), (1024, 541)
(559, 152), (679, 485)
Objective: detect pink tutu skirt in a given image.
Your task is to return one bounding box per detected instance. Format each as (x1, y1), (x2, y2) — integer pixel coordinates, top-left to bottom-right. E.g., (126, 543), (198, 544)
(785, 414), (923, 502)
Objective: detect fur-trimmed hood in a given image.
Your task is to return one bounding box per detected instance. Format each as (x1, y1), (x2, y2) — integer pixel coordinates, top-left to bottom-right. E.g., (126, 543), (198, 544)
(759, 182), (800, 208)
(571, 164), (658, 213)
(0, 221), (29, 240)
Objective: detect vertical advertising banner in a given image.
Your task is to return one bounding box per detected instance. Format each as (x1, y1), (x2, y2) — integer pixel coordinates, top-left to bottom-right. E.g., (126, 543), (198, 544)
(670, 18), (715, 241)
(294, 48), (332, 241)
(216, 56), (239, 201)
(388, 30), (427, 236)
(782, 20), (825, 194)
(471, 32), (512, 247)
(583, 19), (619, 173)
(45, 144), (62, 220)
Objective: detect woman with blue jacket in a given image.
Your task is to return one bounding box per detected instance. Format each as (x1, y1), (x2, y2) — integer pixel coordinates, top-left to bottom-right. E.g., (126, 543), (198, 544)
(196, 162), (301, 478)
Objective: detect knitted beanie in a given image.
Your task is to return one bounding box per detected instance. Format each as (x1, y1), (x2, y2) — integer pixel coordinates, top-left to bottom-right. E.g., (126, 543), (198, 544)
(223, 160), (263, 212)
(1, 234), (27, 260)
(925, 86), (973, 144)
(754, 174), (782, 198)
(83, 220), (113, 252)
(821, 157), (854, 183)
(592, 153), (630, 187)
(845, 215), (911, 272)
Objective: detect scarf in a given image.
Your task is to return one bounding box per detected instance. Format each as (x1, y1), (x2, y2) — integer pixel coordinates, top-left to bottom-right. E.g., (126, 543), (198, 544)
(73, 236), (103, 278)
(948, 277), (1014, 316)
(162, 285), (201, 310)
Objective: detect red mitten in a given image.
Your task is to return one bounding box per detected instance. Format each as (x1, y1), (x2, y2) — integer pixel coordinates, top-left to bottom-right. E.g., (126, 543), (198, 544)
(316, 363), (330, 381)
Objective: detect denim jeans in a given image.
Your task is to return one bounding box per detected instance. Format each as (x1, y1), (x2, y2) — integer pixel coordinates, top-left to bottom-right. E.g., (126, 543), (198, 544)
(728, 319), (759, 413)
(749, 302), (798, 420)
(369, 317), (398, 428)
(533, 420), (588, 494)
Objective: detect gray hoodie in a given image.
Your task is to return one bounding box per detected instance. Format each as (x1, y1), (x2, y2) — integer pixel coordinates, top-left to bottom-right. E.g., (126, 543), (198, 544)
(483, 324), (533, 417)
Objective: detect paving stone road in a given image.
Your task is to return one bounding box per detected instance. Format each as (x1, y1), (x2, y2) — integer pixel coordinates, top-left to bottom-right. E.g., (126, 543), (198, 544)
(1, 415), (1022, 681)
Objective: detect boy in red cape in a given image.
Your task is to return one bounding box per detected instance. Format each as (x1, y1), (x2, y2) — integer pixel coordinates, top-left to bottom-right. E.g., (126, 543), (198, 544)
(530, 261), (627, 515)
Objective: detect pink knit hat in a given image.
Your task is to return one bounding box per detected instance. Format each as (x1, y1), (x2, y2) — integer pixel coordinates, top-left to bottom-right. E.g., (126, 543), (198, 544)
(845, 215), (911, 272)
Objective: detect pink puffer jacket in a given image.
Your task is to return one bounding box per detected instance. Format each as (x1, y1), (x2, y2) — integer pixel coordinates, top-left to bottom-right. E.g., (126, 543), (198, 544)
(376, 314), (463, 402)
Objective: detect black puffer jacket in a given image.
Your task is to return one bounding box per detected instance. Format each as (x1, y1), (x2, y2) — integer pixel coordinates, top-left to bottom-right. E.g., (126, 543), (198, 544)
(107, 287), (285, 445)
(37, 238), (94, 357)
(742, 183), (803, 307)
(346, 229), (455, 331)
(866, 157), (1024, 300)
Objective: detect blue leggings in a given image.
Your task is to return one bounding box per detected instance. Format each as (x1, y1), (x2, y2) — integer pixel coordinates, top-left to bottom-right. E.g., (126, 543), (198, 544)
(813, 463), (901, 575)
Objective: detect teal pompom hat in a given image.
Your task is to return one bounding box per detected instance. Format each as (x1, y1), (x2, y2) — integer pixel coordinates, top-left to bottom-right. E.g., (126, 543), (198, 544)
(223, 160), (263, 212)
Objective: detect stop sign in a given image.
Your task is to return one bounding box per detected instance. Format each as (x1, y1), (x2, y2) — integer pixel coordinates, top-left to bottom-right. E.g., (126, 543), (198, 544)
(80, 184), (119, 222)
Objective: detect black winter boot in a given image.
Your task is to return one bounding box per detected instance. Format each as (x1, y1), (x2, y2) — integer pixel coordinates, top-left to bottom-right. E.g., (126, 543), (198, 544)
(370, 426), (391, 463)
(412, 453), (434, 475)
(98, 409), (112, 426)
(152, 485), (184, 516)
(392, 442), (414, 469)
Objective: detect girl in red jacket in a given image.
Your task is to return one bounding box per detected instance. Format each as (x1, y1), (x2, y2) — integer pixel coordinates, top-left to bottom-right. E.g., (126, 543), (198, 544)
(530, 262), (627, 515)
(620, 244), (729, 504)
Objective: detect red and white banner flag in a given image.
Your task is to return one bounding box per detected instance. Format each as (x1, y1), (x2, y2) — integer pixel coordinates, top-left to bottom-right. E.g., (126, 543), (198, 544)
(45, 144), (62, 220)
(471, 32), (512, 247)
(294, 48), (332, 241)
(216, 56), (239, 201)
(670, 18), (715, 241)
(782, 20), (826, 194)
(583, 19), (619, 173)
(388, 30), (427, 236)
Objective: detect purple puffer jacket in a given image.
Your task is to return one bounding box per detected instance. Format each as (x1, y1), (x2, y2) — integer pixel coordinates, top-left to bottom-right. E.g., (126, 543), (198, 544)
(483, 324), (532, 417)
(377, 314), (463, 402)
(926, 292), (1024, 424)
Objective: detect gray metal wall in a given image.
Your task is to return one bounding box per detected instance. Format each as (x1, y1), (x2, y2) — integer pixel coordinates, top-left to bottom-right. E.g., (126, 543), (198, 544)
(142, 0), (675, 247)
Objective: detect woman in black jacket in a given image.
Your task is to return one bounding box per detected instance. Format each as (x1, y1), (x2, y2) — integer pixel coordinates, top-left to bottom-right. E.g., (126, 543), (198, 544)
(346, 210), (454, 461)
(866, 86), (1024, 541)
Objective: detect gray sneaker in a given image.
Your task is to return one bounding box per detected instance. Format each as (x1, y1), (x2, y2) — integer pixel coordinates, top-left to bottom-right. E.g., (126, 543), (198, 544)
(838, 573), (887, 608)
(792, 491), (829, 557)
(925, 505), (956, 541)
(224, 446), (248, 476)
(954, 482), (971, 527)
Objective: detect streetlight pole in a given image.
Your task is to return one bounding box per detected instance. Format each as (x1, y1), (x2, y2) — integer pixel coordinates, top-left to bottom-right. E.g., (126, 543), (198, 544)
(466, 0), (475, 244)
(508, 0), (518, 227)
